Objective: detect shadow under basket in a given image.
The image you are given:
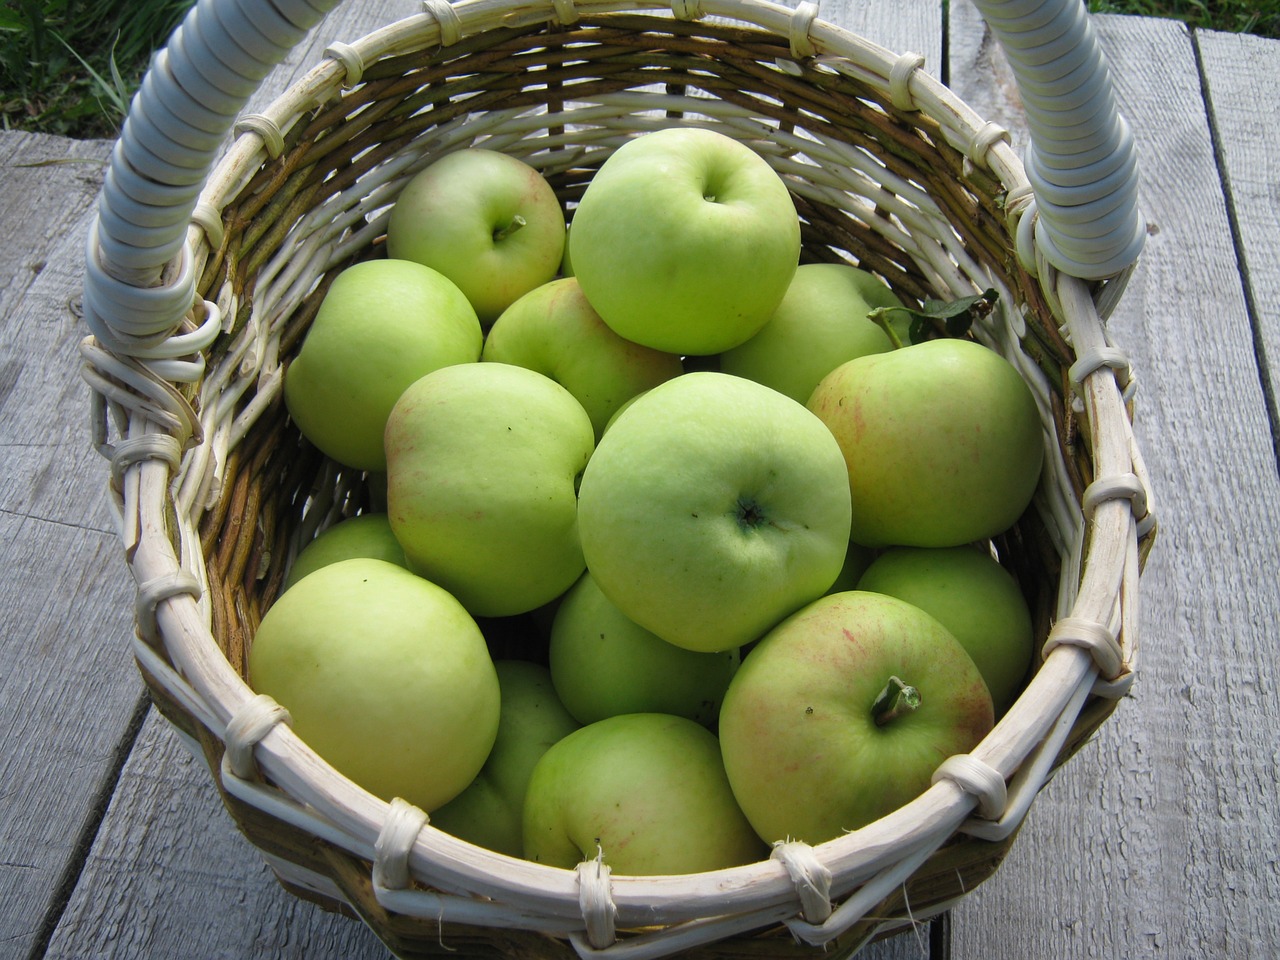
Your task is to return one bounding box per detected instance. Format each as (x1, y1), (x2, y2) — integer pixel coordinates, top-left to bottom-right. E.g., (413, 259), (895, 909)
(86, 6), (1157, 960)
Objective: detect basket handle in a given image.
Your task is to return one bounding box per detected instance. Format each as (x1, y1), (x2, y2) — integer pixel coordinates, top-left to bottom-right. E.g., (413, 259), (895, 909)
(82, 0), (1144, 363)
(967, 0), (1144, 281)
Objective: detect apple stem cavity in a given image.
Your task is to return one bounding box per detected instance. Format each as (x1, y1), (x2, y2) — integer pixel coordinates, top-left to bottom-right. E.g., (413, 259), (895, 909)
(871, 676), (921, 726)
(492, 214), (527, 243)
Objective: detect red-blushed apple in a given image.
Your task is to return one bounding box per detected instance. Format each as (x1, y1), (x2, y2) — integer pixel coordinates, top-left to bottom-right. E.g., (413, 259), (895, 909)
(283, 513), (407, 592)
(384, 362), (594, 618)
(857, 545), (1035, 715)
(248, 558), (500, 813)
(718, 590), (994, 844)
(283, 258), (482, 471)
(481, 277), (684, 441)
(522, 712), (767, 875)
(576, 372), (852, 653)
(549, 572), (740, 727)
(718, 262), (906, 404)
(807, 338), (1044, 547)
(568, 127), (800, 355)
(387, 148), (566, 324)
(429, 660), (580, 857)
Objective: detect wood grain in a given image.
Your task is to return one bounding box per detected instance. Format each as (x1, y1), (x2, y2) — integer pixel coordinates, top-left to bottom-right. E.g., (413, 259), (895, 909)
(0, 133), (118, 529)
(1197, 28), (1280, 463)
(817, 0), (942, 77)
(42, 712), (394, 960)
(0, 131), (149, 959)
(945, 9), (1280, 959)
(26, 5), (1279, 960)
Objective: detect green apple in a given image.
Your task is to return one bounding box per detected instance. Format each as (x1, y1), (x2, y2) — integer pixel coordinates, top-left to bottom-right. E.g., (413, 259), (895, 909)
(568, 127), (801, 355)
(386, 149), (566, 325)
(718, 590), (994, 844)
(282, 513), (407, 592)
(283, 258), (482, 471)
(807, 338), (1044, 547)
(384, 362), (594, 618)
(248, 558), (500, 812)
(429, 660), (580, 857)
(577, 372), (852, 653)
(856, 545), (1034, 715)
(718, 262), (906, 404)
(523, 712), (767, 875)
(481, 277), (684, 441)
(549, 572), (740, 727)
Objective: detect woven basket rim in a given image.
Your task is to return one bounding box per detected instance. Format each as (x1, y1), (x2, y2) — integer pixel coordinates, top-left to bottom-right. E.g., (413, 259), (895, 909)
(86, 2), (1156, 955)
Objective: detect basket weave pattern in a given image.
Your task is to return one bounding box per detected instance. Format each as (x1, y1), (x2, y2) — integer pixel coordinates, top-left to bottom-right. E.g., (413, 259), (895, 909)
(83, 5), (1156, 958)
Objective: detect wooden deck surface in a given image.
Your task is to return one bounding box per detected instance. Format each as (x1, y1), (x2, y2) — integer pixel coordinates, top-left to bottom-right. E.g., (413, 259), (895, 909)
(2, 2), (1278, 958)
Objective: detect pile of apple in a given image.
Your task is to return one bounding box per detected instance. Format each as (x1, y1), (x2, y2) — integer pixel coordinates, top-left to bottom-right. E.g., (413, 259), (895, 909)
(250, 128), (1044, 876)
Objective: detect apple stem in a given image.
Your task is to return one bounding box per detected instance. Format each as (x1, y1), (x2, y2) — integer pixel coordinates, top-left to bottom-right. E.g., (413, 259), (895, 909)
(872, 676), (921, 726)
(866, 307), (908, 350)
(493, 214), (527, 243)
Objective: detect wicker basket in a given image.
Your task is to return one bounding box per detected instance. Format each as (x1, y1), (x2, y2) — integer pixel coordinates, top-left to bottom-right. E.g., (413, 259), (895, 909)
(79, 0), (1157, 956)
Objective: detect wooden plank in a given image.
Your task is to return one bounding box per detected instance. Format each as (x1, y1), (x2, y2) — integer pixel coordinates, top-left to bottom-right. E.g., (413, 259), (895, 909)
(0, 131), (150, 959)
(42, 1), (945, 957)
(819, 0), (943, 76)
(945, 8), (1280, 959)
(0, 512), (146, 958)
(0, 132), (118, 528)
(0, 133), (111, 334)
(1197, 28), (1280, 460)
(42, 711), (394, 960)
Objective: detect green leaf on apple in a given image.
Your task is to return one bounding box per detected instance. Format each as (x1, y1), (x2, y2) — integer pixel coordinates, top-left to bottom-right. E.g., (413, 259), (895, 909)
(867, 287), (1000, 346)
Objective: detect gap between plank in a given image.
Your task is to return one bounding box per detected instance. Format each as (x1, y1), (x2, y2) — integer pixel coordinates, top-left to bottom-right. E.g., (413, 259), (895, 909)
(1189, 26), (1280, 475)
(24, 690), (151, 960)
(939, 0), (952, 86)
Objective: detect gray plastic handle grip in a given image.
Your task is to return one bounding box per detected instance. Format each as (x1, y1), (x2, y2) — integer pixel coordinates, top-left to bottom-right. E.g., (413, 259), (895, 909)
(83, 0), (1144, 360)
(969, 0), (1145, 280)
(82, 0), (340, 359)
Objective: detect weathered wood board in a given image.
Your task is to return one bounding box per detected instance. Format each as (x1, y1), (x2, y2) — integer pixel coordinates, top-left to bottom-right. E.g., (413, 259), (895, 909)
(1197, 29), (1280, 463)
(0, 131), (149, 960)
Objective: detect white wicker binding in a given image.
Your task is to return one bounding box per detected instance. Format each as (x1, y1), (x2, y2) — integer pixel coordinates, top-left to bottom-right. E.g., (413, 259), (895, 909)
(80, 0), (1157, 956)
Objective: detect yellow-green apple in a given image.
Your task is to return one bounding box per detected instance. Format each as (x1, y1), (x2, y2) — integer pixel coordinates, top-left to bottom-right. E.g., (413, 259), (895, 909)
(481, 277), (684, 441)
(283, 258), (481, 471)
(857, 545), (1034, 715)
(386, 149), (566, 325)
(248, 558), (500, 812)
(576, 372), (852, 653)
(523, 712), (767, 874)
(567, 128), (800, 355)
(384, 362), (594, 618)
(549, 572), (740, 727)
(718, 262), (906, 404)
(718, 590), (994, 844)
(283, 513), (407, 592)
(807, 338), (1044, 547)
(429, 660), (580, 857)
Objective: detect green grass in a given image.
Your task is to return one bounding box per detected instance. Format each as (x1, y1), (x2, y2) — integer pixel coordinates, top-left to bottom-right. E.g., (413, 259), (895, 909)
(1, 0), (1277, 138)
(0, 0), (193, 137)
(1089, 0), (1280, 35)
